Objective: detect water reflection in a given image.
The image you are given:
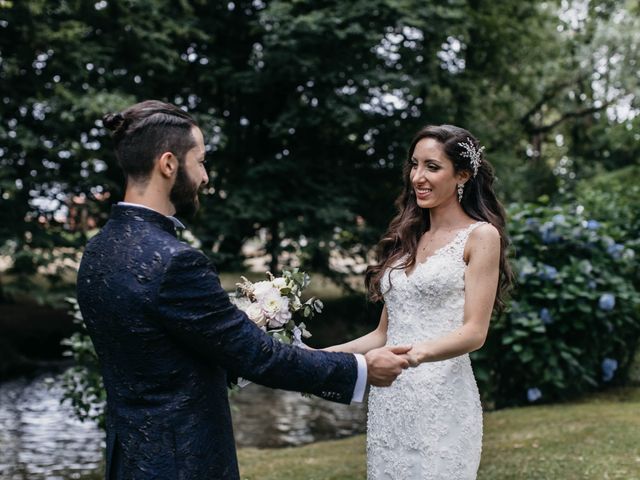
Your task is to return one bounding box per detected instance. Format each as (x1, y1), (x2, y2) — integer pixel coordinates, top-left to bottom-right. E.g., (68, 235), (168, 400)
(232, 383), (367, 447)
(0, 373), (104, 480)
(0, 373), (367, 479)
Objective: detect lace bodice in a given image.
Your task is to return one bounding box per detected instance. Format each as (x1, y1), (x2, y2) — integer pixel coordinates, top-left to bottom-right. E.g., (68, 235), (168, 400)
(367, 222), (486, 480)
(381, 222), (484, 345)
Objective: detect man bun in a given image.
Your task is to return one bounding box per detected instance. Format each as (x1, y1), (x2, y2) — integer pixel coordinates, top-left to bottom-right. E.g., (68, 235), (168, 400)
(102, 112), (126, 135)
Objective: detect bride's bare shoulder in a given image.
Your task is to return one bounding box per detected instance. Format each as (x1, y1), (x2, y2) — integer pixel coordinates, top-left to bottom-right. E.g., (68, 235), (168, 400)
(464, 223), (501, 261)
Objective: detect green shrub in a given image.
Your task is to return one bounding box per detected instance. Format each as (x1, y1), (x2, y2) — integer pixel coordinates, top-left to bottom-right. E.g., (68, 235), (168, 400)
(59, 298), (106, 429)
(473, 201), (640, 408)
(575, 164), (640, 285)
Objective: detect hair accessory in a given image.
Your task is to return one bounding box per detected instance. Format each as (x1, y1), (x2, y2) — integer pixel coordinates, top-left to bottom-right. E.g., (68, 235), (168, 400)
(458, 137), (485, 177)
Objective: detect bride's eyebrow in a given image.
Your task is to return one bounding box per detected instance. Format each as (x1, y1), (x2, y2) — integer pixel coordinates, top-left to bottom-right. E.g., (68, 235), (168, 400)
(411, 156), (442, 164)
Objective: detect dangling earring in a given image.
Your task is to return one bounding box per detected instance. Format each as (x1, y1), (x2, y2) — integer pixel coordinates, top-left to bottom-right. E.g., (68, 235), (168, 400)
(457, 183), (464, 202)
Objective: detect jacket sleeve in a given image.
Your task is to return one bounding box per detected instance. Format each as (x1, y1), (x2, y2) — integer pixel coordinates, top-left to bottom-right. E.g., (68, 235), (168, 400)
(155, 248), (358, 404)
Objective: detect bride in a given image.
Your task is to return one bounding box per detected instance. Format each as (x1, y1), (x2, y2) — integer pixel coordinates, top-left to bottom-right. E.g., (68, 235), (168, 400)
(325, 125), (512, 479)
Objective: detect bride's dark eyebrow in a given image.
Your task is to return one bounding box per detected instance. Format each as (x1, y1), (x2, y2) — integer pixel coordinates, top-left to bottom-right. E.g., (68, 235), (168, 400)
(411, 156), (442, 164)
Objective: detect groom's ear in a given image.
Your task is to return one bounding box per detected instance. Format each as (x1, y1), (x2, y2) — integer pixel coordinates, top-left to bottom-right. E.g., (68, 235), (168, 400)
(157, 152), (178, 179)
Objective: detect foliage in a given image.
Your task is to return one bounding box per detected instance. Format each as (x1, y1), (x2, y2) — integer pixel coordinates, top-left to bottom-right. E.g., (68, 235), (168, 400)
(59, 297), (105, 429)
(574, 164), (640, 271)
(1, 1), (639, 299)
(5, 0), (636, 423)
(2, 244), (80, 306)
(472, 200), (640, 408)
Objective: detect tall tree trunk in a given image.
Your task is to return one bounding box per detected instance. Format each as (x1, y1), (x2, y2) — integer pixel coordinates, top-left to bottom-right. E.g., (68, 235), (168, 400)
(531, 132), (543, 161)
(268, 220), (280, 274)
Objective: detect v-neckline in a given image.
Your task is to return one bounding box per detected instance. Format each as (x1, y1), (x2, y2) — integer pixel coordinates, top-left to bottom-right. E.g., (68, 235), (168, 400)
(404, 222), (481, 278)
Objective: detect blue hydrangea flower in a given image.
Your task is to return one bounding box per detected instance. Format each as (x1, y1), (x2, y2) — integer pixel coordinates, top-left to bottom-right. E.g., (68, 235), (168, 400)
(538, 265), (558, 281)
(525, 218), (539, 228)
(607, 243), (624, 260)
(602, 358), (618, 382)
(588, 280), (597, 289)
(527, 388), (542, 402)
(540, 222), (560, 244)
(598, 293), (616, 311)
(539, 308), (553, 325)
(585, 220), (601, 230)
(552, 214), (565, 224)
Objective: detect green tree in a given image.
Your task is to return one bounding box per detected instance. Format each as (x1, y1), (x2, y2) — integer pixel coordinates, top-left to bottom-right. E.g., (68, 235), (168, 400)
(1, 0), (638, 298)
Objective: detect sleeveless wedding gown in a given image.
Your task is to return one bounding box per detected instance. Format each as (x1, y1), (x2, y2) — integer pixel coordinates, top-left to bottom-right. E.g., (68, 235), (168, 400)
(367, 222), (485, 480)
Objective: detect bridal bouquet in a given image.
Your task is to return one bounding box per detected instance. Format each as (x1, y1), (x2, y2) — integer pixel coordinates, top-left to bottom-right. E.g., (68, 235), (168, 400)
(231, 269), (323, 348)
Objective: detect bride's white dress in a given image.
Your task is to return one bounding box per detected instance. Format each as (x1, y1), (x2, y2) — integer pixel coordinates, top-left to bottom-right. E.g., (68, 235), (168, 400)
(367, 222), (485, 480)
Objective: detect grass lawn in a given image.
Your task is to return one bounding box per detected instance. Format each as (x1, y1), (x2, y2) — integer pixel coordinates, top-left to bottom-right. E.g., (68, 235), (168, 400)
(237, 387), (640, 480)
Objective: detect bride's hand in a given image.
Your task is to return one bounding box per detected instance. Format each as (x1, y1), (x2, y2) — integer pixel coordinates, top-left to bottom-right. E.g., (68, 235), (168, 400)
(401, 346), (424, 367)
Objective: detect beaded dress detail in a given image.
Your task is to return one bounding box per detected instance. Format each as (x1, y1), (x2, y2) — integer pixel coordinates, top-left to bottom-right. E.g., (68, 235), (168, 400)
(367, 222), (486, 480)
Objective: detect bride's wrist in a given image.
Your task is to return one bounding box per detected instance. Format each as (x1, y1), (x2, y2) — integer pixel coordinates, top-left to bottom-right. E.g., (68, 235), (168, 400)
(415, 345), (432, 363)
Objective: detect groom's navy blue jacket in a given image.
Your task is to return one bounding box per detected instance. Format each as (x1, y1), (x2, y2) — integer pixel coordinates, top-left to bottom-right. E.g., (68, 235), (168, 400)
(76, 205), (358, 480)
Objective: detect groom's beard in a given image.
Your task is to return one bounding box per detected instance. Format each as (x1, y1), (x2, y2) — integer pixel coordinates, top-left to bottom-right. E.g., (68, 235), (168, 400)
(170, 164), (200, 219)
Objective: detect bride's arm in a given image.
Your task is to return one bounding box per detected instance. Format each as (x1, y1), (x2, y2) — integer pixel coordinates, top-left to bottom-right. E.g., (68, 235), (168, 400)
(405, 224), (501, 365)
(322, 304), (389, 355)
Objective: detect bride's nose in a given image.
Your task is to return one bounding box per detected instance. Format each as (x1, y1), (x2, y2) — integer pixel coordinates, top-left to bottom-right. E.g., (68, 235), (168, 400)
(412, 164), (427, 183)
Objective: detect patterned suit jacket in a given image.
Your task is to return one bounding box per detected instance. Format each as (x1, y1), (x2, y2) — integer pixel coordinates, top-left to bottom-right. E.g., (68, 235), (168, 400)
(76, 205), (357, 479)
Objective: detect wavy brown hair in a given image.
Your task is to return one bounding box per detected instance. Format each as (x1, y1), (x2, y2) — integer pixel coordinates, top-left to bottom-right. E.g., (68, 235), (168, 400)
(364, 125), (513, 313)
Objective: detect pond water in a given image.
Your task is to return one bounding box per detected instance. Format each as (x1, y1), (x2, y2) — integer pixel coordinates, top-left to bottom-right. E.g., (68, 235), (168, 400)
(0, 371), (367, 479)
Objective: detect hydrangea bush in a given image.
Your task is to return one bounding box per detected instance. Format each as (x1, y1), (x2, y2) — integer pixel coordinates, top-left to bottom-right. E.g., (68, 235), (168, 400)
(472, 202), (640, 408)
(575, 165), (640, 288)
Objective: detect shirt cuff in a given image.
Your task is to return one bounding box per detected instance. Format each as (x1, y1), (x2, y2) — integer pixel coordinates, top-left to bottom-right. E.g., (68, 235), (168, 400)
(351, 353), (367, 404)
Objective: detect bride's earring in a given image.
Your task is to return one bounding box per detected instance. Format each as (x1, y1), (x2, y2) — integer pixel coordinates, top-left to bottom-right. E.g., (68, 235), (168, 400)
(457, 183), (464, 202)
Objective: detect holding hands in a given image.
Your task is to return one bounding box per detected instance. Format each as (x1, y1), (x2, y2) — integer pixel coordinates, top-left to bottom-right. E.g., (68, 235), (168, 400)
(399, 345), (425, 368)
(364, 345), (412, 386)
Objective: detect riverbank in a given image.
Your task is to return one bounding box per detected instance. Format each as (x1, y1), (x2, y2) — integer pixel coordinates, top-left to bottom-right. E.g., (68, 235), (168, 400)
(0, 302), (74, 380)
(237, 387), (640, 479)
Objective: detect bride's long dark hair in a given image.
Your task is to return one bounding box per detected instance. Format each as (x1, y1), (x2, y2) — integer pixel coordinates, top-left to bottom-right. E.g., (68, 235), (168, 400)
(364, 125), (513, 313)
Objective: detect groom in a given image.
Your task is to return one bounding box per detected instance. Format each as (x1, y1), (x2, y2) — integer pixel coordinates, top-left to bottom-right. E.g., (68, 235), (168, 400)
(76, 100), (410, 479)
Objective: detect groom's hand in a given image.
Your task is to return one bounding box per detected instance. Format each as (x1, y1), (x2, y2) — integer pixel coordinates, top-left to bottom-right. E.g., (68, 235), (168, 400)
(365, 345), (411, 387)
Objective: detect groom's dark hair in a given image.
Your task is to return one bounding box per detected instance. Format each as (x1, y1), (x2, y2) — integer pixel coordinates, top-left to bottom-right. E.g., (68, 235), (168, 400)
(103, 100), (198, 183)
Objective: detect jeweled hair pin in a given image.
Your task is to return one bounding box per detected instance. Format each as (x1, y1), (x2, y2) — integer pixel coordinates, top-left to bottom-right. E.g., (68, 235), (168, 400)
(458, 137), (485, 177)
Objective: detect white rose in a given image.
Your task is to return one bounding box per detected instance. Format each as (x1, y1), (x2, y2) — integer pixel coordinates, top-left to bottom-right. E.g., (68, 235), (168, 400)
(269, 307), (292, 328)
(260, 292), (291, 327)
(253, 281), (275, 300)
(245, 303), (267, 327)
